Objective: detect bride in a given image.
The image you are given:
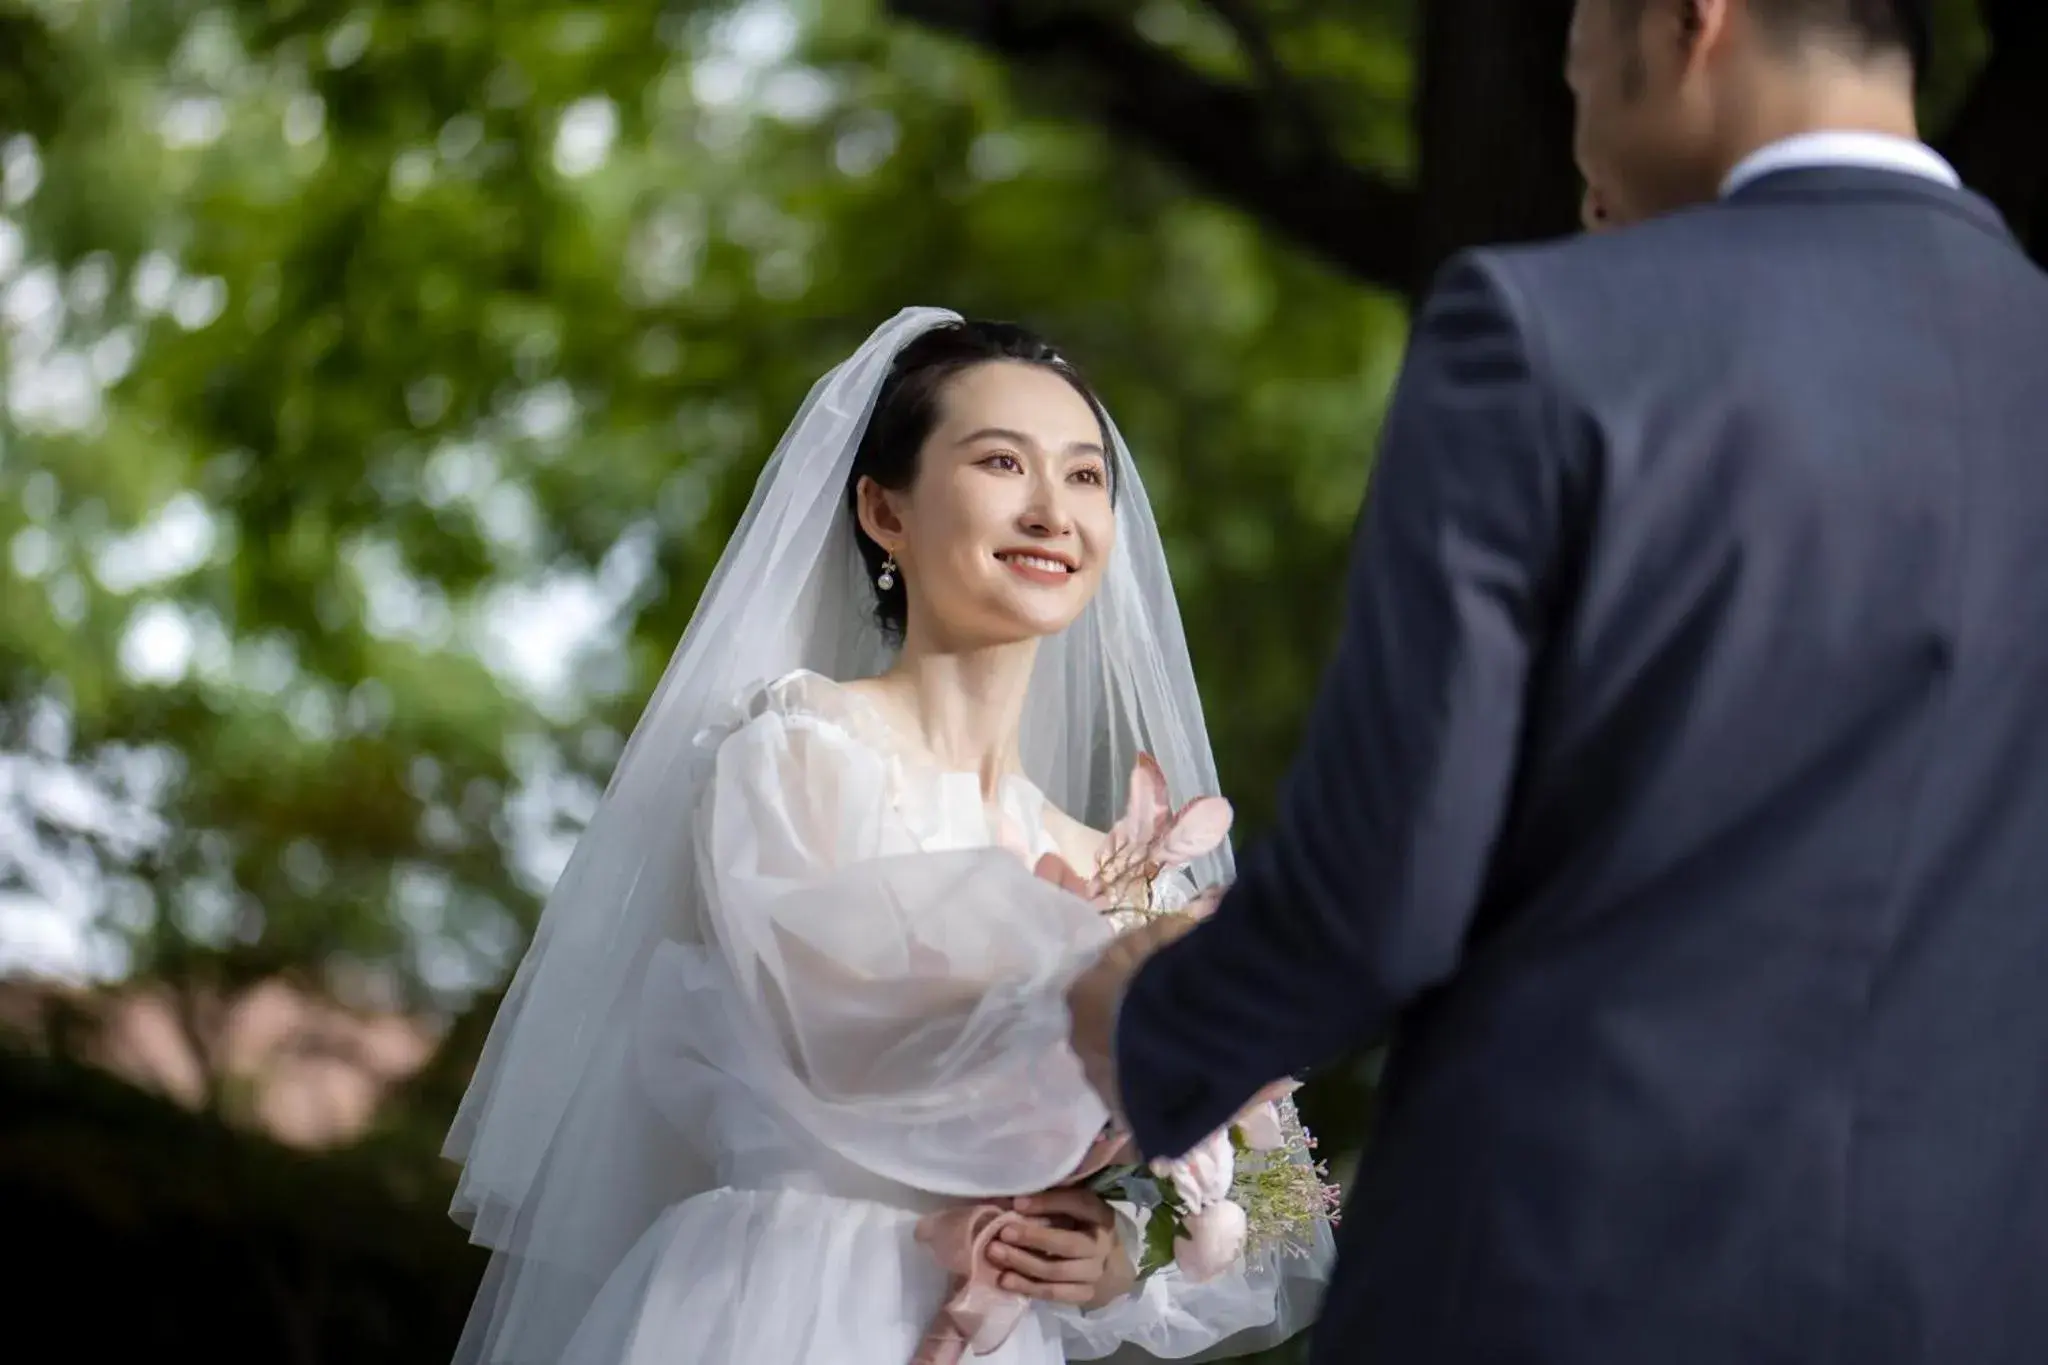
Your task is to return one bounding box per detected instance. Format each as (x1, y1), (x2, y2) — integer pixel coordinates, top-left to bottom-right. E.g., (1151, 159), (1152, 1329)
(444, 309), (1330, 1362)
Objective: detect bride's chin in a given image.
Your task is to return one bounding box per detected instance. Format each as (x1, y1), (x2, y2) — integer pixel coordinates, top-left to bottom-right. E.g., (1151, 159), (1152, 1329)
(1003, 595), (1094, 641)
(952, 601), (1090, 647)
(917, 578), (1096, 648)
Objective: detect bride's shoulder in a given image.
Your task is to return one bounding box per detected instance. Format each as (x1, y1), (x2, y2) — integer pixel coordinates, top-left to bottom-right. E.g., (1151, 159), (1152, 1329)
(751, 669), (864, 724)
(704, 670), (881, 759)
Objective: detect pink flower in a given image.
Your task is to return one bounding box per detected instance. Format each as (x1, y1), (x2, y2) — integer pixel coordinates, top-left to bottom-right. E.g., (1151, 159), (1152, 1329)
(1088, 754), (1235, 913)
(1154, 1129), (1234, 1212)
(1234, 1101), (1286, 1152)
(1173, 1199), (1248, 1283)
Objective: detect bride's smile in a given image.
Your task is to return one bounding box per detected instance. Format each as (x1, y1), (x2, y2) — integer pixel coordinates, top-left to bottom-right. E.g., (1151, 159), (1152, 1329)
(995, 546), (1078, 585)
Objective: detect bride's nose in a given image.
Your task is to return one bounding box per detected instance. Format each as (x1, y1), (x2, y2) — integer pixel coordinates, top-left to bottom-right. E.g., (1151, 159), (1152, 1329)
(1017, 476), (1076, 538)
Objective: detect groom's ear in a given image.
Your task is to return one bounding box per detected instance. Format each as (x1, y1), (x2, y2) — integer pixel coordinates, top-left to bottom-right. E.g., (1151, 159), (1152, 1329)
(855, 475), (908, 552)
(1683, 0), (1733, 58)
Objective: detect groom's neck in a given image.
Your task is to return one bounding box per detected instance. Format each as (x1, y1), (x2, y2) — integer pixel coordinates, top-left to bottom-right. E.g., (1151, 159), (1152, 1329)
(1707, 49), (1921, 185)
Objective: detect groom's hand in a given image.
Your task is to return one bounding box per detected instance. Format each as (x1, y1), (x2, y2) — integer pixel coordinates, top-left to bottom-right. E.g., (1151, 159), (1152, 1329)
(1065, 910), (1206, 1126)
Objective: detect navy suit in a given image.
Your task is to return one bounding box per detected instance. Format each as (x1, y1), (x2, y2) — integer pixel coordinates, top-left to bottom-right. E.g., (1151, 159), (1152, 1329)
(1117, 167), (2048, 1363)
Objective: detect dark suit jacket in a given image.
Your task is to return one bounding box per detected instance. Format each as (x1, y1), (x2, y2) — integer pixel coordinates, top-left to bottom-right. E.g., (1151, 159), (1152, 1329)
(1117, 166), (2048, 1364)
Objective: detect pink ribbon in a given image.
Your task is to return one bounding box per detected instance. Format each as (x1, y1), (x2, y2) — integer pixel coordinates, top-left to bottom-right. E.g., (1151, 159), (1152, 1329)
(909, 1129), (1133, 1364)
(910, 1202), (1032, 1364)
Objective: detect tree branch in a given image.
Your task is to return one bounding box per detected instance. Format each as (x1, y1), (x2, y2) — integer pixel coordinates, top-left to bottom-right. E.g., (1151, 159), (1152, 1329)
(1200, 0), (1306, 116)
(885, 0), (1418, 293)
(0, 6), (77, 142)
(1938, 0), (2048, 262)
(1411, 0), (1580, 284)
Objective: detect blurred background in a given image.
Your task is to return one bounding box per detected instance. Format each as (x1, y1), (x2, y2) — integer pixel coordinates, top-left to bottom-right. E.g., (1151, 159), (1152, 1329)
(0, 1), (2037, 1360)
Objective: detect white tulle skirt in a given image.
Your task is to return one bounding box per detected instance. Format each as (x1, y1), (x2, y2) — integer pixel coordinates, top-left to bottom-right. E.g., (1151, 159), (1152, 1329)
(562, 1186), (1068, 1365)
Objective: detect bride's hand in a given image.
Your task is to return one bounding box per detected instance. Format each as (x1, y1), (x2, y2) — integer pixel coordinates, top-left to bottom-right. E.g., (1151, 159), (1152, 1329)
(988, 1188), (1136, 1308)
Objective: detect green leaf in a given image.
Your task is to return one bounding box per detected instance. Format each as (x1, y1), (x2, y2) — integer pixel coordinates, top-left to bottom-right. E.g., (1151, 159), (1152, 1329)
(1140, 1188), (1185, 1278)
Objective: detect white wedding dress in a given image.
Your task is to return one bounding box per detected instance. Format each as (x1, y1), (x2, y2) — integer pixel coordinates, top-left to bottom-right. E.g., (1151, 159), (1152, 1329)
(554, 671), (1316, 1364)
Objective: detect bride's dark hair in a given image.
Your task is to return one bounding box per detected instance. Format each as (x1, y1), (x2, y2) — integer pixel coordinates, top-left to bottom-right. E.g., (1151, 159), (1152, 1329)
(845, 318), (1114, 641)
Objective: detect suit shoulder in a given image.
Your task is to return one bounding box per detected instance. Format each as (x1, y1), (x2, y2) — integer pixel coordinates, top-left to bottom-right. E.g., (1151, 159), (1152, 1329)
(1415, 232), (1666, 368)
(1406, 239), (1610, 395)
(1431, 209), (1758, 390)
(1443, 232), (1604, 290)
(1445, 218), (1708, 319)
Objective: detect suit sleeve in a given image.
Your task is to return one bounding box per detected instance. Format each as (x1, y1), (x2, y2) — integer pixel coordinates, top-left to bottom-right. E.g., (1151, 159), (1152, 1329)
(1115, 252), (1577, 1159)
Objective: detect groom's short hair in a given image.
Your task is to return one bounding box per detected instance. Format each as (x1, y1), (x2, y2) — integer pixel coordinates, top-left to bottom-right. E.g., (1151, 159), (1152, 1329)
(1756, 0), (1928, 70)
(1615, 0), (1928, 75)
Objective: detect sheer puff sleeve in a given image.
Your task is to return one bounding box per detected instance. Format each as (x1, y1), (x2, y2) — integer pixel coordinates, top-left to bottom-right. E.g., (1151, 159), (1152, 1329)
(634, 677), (1115, 1200)
(1048, 1223), (1329, 1361)
(636, 677), (1325, 1356)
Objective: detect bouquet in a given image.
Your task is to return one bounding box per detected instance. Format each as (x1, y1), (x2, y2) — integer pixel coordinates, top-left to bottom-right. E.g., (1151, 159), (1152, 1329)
(910, 757), (1340, 1364)
(1037, 754), (1342, 1284)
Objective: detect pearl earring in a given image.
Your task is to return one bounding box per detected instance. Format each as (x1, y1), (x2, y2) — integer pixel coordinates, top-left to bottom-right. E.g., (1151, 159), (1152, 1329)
(877, 555), (897, 591)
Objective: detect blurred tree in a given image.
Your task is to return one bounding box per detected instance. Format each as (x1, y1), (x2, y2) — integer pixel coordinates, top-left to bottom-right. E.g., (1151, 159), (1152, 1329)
(889, 0), (2034, 286)
(0, 8), (1394, 1357)
(0, 0), (2016, 1105)
(1939, 0), (2048, 254)
(0, 0), (1395, 1121)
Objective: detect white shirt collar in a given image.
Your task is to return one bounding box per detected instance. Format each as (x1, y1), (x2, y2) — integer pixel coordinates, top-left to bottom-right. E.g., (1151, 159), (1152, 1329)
(1720, 131), (1960, 198)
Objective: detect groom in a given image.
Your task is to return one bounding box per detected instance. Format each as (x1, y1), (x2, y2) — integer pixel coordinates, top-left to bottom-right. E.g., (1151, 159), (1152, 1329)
(1069, 2), (2048, 1362)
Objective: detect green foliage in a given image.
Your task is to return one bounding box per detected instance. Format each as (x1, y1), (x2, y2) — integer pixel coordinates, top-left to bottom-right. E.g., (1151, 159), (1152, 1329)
(2, 8), (1393, 1349)
(3, 0), (2004, 1041)
(1142, 1184), (1186, 1277)
(0, 0), (1400, 1021)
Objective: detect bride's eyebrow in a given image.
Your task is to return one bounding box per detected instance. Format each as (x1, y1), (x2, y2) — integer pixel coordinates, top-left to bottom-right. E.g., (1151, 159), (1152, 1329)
(956, 427), (1106, 458)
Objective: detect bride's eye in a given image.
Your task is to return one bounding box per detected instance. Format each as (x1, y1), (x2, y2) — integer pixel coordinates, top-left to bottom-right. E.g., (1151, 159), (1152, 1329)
(978, 452), (1023, 473)
(1072, 464), (1107, 487)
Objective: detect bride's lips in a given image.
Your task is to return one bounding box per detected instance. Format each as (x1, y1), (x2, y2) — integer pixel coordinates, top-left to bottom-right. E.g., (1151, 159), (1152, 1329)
(995, 549), (1078, 586)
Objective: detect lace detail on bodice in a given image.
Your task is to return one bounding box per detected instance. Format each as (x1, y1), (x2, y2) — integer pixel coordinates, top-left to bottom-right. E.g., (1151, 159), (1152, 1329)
(696, 670), (1061, 865)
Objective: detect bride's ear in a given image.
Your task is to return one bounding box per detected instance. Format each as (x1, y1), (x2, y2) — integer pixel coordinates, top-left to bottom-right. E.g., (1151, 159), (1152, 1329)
(855, 475), (908, 555)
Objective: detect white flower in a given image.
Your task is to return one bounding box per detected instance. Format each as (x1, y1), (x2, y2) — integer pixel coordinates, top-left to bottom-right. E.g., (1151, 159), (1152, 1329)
(1234, 1101), (1286, 1152)
(1154, 1129), (1234, 1212)
(1173, 1199), (1248, 1282)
